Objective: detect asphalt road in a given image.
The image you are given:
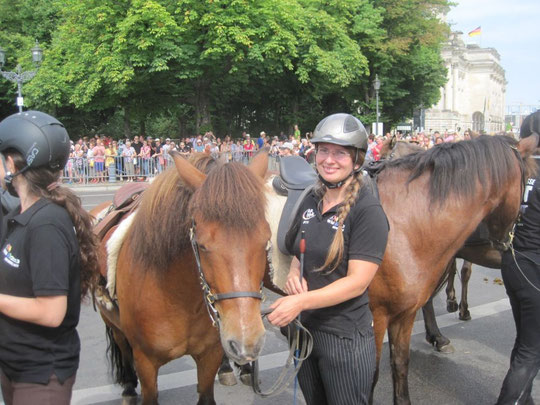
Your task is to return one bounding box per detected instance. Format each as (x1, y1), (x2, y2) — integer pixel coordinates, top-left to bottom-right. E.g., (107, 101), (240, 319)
(5, 184), (540, 404)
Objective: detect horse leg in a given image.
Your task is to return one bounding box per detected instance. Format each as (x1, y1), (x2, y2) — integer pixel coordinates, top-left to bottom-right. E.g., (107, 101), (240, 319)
(370, 311), (389, 405)
(235, 362), (253, 386)
(106, 324), (139, 398)
(193, 347), (222, 405)
(388, 313), (416, 405)
(217, 353), (237, 386)
(132, 348), (160, 405)
(445, 259), (459, 313)
(459, 260), (473, 321)
(421, 296), (454, 354)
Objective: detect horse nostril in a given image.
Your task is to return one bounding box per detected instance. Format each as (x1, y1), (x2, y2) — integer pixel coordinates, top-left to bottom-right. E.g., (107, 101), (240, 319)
(228, 340), (240, 357)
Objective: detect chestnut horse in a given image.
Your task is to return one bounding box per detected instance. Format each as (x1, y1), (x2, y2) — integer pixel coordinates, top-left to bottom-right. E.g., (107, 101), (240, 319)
(368, 135), (536, 404)
(94, 151), (271, 405)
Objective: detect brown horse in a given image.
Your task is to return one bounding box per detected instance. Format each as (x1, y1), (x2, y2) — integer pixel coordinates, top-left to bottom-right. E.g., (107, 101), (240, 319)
(94, 151), (271, 405)
(368, 135), (536, 404)
(379, 136), (504, 352)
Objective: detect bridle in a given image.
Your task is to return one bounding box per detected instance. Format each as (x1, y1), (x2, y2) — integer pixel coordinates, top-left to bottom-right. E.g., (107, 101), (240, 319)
(190, 218), (314, 397)
(488, 144), (527, 251)
(189, 219), (264, 328)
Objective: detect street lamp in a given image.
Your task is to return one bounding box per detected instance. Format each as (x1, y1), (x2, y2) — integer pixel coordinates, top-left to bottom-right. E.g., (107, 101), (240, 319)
(373, 74), (381, 136)
(0, 40), (43, 113)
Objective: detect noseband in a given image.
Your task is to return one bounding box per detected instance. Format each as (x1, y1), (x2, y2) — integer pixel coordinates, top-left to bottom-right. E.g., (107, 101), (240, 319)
(189, 219), (264, 328)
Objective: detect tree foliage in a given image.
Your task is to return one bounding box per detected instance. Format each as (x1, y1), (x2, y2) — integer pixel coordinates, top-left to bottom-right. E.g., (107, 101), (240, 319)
(0, 0), (450, 138)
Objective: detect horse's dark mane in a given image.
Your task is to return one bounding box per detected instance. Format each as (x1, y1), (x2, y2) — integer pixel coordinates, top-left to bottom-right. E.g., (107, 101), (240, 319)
(383, 135), (524, 205)
(128, 154), (219, 271)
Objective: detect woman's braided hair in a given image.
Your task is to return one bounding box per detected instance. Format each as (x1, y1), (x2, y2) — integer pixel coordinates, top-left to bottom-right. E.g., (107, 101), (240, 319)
(315, 149), (365, 273)
(8, 152), (99, 301)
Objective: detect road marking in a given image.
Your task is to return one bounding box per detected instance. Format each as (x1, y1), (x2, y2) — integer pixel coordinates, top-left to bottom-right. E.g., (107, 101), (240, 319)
(69, 298), (511, 404)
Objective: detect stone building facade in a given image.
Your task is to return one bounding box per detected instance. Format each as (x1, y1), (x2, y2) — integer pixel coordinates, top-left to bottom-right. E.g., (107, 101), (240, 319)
(424, 32), (506, 135)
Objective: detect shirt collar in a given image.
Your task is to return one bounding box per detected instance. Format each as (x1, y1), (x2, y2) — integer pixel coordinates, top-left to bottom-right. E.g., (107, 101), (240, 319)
(10, 198), (50, 226)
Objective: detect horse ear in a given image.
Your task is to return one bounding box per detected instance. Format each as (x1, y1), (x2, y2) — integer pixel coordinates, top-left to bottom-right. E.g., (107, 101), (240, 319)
(390, 135), (397, 149)
(171, 151), (206, 190)
(249, 147), (269, 179)
(517, 133), (539, 158)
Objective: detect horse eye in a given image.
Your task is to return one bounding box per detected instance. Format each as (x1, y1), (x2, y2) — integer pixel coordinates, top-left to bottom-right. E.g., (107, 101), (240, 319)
(198, 244), (208, 252)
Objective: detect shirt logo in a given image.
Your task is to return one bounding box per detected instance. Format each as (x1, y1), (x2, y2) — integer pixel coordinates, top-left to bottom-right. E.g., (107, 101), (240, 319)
(327, 215), (346, 231)
(2, 243), (20, 268)
(302, 208), (316, 223)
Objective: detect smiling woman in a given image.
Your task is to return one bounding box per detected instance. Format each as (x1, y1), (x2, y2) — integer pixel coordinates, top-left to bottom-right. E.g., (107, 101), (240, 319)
(268, 113), (389, 405)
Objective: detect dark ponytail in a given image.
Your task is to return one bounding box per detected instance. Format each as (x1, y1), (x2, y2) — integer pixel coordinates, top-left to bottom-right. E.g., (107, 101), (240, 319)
(9, 152), (99, 300)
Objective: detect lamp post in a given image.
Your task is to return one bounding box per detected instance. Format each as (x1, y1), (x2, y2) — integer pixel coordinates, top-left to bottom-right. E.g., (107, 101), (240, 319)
(373, 74), (381, 136)
(0, 40), (43, 113)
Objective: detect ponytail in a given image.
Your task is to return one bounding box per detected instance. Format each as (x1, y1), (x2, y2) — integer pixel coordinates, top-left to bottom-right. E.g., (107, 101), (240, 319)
(9, 152), (99, 300)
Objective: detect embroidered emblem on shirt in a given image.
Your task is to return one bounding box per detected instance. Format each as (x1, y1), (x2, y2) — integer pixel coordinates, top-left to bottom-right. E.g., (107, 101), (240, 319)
(2, 243), (20, 269)
(327, 215), (345, 231)
(302, 208), (316, 223)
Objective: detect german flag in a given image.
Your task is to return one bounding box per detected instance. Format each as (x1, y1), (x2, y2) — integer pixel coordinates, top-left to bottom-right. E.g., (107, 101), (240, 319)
(468, 26), (482, 37)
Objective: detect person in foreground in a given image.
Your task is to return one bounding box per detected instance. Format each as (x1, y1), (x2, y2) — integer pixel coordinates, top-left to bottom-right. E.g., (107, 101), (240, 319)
(0, 111), (98, 405)
(268, 113), (389, 405)
(497, 110), (540, 405)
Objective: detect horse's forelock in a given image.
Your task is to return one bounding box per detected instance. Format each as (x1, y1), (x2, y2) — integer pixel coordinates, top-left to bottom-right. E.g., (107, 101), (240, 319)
(190, 162), (266, 230)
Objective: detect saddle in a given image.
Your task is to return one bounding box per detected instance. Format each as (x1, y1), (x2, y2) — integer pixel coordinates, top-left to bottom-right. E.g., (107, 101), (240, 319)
(273, 156), (381, 256)
(94, 182), (149, 278)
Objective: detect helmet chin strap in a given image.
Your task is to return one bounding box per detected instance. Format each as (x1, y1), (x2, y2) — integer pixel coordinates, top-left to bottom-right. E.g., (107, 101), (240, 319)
(1, 154), (28, 198)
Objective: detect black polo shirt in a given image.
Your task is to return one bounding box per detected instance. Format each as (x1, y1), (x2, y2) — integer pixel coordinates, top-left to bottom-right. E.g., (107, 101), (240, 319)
(0, 198), (81, 384)
(514, 156), (540, 252)
(290, 186), (389, 338)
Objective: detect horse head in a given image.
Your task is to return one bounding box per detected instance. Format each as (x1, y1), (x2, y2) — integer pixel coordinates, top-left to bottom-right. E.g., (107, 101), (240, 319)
(171, 150), (271, 365)
(482, 134), (538, 249)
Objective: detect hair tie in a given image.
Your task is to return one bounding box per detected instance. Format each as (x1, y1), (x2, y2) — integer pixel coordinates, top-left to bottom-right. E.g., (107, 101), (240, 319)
(47, 182), (61, 191)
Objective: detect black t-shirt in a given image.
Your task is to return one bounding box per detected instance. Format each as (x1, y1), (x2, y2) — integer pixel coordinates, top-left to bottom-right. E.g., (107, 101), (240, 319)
(0, 198), (81, 384)
(290, 186), (389, 338)
(514, 155), (540, 252)
(132, 141), (142, 155)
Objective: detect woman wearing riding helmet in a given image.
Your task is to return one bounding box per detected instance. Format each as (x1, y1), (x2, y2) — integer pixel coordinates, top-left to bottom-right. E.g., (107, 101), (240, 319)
(268, 113), (389, 404)
(0, 111), (99, 405)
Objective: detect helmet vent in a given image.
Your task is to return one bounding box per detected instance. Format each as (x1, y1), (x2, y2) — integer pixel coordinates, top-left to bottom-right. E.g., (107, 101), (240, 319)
(343, 116), (359, 133)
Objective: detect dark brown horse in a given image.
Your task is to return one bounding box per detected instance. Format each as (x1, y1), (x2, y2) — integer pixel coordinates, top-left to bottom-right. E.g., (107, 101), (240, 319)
(379, 136), (504, 352)
(368, 135), (537, 404)
(94, 151), (271, 405)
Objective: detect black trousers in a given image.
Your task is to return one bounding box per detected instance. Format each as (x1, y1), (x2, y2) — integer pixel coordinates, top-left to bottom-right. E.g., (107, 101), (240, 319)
(298, 326), (376, 405)
(497, 250), (540, 405)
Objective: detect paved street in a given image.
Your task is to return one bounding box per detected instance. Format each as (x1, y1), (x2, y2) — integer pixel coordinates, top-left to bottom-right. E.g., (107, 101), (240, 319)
(4, 185), (540, 404)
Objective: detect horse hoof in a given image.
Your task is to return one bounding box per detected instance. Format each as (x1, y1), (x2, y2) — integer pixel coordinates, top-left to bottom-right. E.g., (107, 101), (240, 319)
(239, 373), (252, 386)
(121, 396), (138, 405)
(436, 344), (455, 354)
(218, 371), (237, 386)
(121, 386), (137, 397)
(447, 300), (458, 313)
(459, 311), (471, 321)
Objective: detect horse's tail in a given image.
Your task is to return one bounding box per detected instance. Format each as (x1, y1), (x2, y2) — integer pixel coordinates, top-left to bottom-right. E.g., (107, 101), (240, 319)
(105, 324), (138, 390)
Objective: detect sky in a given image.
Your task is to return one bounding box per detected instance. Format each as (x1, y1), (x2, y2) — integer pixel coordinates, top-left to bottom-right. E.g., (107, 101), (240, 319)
(446, 0), (540, 109)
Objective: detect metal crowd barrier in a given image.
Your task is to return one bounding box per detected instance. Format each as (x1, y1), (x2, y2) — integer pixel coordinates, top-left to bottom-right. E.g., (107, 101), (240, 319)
(62, 152), (282, 184)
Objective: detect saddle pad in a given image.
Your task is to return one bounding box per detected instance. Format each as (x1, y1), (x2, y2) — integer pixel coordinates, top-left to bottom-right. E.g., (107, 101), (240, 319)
(105, 211), (137, 299)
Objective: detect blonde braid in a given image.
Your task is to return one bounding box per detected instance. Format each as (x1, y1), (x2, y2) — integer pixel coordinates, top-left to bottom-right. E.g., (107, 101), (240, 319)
(317, 172), (363, 273)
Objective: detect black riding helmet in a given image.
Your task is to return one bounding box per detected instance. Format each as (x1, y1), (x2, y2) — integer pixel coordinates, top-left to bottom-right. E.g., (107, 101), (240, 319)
(0, 111), (70, 170)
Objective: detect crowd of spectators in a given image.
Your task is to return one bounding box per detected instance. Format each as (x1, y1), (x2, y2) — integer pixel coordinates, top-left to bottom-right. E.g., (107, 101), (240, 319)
(62, 127), (481, 184)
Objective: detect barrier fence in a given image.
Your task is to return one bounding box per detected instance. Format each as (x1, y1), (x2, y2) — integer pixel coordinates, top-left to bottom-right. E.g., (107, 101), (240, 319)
(62, 152), (282, 184)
